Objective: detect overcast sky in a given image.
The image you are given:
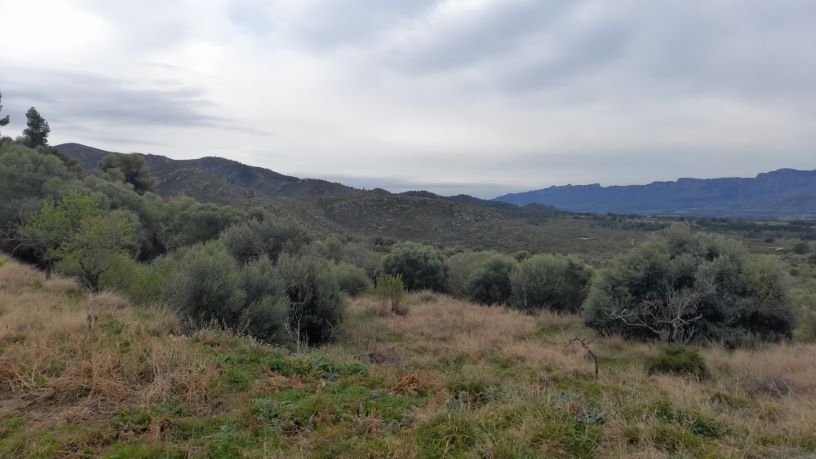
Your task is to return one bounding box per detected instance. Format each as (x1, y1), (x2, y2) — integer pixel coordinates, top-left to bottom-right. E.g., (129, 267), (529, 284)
(1, 0), (815, 197)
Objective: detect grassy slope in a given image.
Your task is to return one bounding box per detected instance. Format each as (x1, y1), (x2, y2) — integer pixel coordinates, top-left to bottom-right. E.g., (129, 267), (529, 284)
(2, 261), (816, 458)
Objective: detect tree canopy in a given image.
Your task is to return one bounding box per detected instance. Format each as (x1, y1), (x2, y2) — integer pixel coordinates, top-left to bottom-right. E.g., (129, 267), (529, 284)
(99, 153), (157, 194)
(584, 229), (795, 346)
(23, 107), (50, 148)
(0, 92), (9, 137)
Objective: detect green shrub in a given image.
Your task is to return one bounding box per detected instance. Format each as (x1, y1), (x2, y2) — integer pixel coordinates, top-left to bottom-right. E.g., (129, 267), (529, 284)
(333, 262), (372, 297)
(57, 209), (140, 292)
(313, 235), (345, 263)
(343, 242), (382, 278)
(221, 216), (312, 264)
(584, 229), (794, 346)
(645, 347), (708, 379)
(99, 254), (164, 305)
(445, 251), (493, 298)
(240, 295), (288, 343)
(381, 241), (447, 292)
(467, 255), (517, 305)
(98, 153), (157, 194)
(510, 254), (591, 313)
(275, 254), (345, 346)
(373, 274), (406, 315)
(0, 141), (76, 227)
(793, 293), (816, 342)
(791, 241), (810, 255)
(161, 242), (246, 328)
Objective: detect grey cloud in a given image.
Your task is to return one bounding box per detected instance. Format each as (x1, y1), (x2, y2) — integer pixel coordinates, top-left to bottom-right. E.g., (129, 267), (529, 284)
(1, 68), (221, 128)
(3, 0), (816, 197)
(227, 0), (440, 52)
(383, 1), (577, 74)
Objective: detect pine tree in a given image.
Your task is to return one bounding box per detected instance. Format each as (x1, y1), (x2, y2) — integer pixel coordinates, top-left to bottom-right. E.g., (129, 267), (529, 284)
(23, 107), (50, 148)
(0, 93), (9, 137)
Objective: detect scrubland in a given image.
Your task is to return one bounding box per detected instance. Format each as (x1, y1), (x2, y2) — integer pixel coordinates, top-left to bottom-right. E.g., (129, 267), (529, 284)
(1, 260), (815, 458)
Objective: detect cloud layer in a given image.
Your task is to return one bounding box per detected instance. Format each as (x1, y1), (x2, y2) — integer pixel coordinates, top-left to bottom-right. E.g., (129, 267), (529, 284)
(1, 0), (815, 197)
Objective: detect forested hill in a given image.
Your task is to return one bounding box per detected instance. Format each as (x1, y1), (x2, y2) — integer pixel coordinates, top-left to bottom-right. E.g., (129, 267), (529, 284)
(56, 143), (357, 200)
(57, 143), (644, 256)
(494, 169), (816, 219)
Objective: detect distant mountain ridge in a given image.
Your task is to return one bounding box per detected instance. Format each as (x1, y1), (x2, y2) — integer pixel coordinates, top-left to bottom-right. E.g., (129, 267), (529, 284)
(56, 143), (356, 200)
(495, 169), (816, 219)
(57, 143), (648, 256)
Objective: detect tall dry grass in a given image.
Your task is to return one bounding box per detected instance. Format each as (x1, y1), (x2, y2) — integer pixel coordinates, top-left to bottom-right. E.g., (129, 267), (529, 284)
(0, 260), (214, 426)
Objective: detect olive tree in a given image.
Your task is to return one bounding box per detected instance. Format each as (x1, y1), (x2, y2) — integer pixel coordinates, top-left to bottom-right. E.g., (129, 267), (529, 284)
(510, 254), (592, 313)
(380, 241), (447, 292)
(584, 230), (794, 346)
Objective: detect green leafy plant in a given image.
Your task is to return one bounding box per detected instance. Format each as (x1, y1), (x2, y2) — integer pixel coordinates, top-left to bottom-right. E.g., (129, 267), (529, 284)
(645, 347), (708, 379)
(374, 274), (406, 315)
(380, 241), (447, 292)
(510, 254), (591, 313)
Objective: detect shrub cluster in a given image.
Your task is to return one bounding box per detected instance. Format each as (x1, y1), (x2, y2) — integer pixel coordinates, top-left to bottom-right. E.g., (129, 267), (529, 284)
(445, 250), (591, 310)
(380, 241), (447, 291)
(161, 243), (345, 346)
(510, 254), (592, 313)
(584, 229), (795, 346)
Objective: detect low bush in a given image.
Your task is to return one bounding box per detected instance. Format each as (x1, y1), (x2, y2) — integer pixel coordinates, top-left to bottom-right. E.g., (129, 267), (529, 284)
(332, 262), (372, 297)
(446, 251), (493, 298)
(275, 253), (345, 346)
(161, 242), (247, 328)
(585, 229), (795, 346)
(510, 254), (591, 313)
(381, 241), (447, 292)
(466, 255), (516, 305)
(791, 241), (810, 255)
(645, 347), (708, 379)
(98, 254), (164, 305)
(221, 216), (312, 264)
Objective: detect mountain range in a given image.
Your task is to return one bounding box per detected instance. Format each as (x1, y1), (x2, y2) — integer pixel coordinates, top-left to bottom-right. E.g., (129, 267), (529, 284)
(494, 169), (816, 219)
(56, 143), (640, 257)
(55, 142), (815, 258)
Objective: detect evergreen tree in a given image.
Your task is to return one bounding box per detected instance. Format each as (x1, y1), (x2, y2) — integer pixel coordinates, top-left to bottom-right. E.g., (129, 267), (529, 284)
(99, 153), (157, 194)
(0, 92), (9, 137)
(23, 107), (50, 148)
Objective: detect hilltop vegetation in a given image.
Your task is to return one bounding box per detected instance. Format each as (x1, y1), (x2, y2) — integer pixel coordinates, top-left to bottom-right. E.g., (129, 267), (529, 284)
(54, 143), (653, 257)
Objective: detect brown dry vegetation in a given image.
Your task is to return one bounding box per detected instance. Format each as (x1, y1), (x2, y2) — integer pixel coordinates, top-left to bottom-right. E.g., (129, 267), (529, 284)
(0, 262), (217, 453)
(2, 260), (816, 458)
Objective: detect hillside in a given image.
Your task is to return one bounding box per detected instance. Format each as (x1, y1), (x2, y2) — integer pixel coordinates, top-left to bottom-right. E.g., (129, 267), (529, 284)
(495, 169), (816, 219)
(2, 259), (815, 457)
(55, 143), (645, 257)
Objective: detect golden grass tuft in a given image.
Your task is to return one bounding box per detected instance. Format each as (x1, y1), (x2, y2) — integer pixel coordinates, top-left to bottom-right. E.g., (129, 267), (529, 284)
(0, 259), (214, 428)
(705, 343), (816, 397)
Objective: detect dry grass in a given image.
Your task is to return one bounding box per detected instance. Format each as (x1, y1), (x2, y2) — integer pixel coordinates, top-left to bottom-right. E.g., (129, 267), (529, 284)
(705, 343), (816, 397)
(340, 291), (816, 458)
(344, 292), (540, 365)
(2, 259), (816, 457)
(0, 260), (213, 429)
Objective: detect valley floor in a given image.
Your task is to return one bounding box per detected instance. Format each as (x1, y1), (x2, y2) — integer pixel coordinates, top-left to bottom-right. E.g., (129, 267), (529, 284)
(1, 261), (815, 458)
